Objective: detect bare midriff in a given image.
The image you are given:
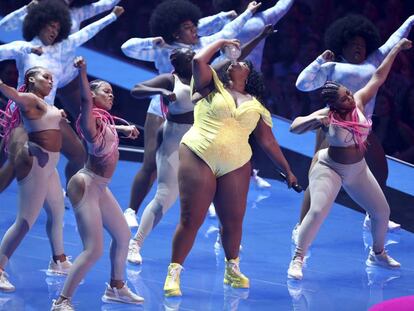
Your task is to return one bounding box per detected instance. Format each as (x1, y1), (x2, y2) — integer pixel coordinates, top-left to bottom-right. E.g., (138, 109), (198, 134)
(328, 145), (365, 164)
(28, 130), (62, 152)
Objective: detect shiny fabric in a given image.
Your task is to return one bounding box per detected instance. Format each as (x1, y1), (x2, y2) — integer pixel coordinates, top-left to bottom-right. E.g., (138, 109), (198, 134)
(181, 68), (272, 177)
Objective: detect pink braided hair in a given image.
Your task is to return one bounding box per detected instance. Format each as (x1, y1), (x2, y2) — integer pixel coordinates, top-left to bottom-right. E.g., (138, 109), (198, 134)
(328, 107), (372, 151)
(0, 85), (26, 151)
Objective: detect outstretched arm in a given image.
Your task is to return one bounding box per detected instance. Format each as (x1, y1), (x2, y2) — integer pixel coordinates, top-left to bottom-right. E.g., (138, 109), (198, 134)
(0, 2), (34, 31)
(261, 0), (295, 25)
(73, 57), (96, 142)
(70, 0), (120, 24)
(355, 39), (412, 109)
(290, 107), (330, 134)
(295, 50), (335, 91)
(212, 24), (275, 72)
(63, 7), (123, 50)
(131, 74), (175, 103)
(253, 119), (298, 187)
(369, 15), (414, 65)
(197, 11), (236, 36)
(199, 1), (261, 46)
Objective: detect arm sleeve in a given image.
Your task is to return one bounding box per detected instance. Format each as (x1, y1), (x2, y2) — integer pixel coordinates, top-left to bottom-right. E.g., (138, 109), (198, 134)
(63, 12), (117, 50)
(261, 0), (295, 25)
(0, 41), (31, 61)
(0, 5), (28, 31)
(121, 37), (163, 61)
(199, 9), (253, 46)
(368, 15), (414, 66)
(295, 56), (335, 91)
(70, 0), (120, 24)
(197, 12), (230, 37)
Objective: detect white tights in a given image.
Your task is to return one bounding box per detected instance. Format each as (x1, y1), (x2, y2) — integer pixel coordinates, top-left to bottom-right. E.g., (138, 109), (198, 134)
(296, 148), (390, 257)
(133, 121), (191, 247)
(61, 168), (130, 298)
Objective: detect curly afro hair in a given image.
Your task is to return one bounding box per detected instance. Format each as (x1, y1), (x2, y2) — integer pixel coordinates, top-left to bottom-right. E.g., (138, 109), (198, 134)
(324, 14), (381, 60)
(218, 61), (266, 102)
(23, 0), (72, 43)
(149, 0), (202, 44)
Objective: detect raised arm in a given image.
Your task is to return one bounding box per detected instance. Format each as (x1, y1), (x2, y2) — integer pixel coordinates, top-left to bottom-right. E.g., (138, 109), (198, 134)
(212, 24), (274, 72)
(73, 57), (96, 142)
(131, 74), (175, 102)
(355, 39), (412, 109)
(199, 1), (261, 46)
(289, 107), (330, 134)
(197, 11), (235, 37)
(63, 7), (122, 50)
(295, 50), (336, 91)
(369, 15), (414, 65)
(193, 39), (232, 92)
(70, 0), (120, 24)
(253, 118), (297, 187)
(0, 79), (38, 112)
(0, 2), (33, 31)
(261, 0), (295, 24)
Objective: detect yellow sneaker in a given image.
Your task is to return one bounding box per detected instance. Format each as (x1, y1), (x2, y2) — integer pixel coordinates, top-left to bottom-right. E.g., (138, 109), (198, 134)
(224, 257), (249, 288)
(164, 263), (183, 297)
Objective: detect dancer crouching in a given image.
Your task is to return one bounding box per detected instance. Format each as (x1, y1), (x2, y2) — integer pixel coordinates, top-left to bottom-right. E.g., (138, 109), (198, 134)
(50, 57), (143, 310)
(287, 38), (411, 280)
(0, 66), (71, 292)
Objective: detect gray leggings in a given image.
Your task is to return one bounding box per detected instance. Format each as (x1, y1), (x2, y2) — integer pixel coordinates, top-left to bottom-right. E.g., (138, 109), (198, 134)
(296, 148), (390, 257)
(133, 121), (192, 247)
(0, 142), (65, 268)
(61, 168), (130, 298)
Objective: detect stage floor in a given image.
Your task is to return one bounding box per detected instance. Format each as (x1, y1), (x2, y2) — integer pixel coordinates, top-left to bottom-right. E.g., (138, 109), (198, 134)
(0, 158), (413, 311)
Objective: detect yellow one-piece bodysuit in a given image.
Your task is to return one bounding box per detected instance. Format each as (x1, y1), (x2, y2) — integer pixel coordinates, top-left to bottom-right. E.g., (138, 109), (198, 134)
(181, 67), (273, 177)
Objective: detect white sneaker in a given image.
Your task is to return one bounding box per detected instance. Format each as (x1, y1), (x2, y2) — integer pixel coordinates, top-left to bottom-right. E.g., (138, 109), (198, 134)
(0, 271), (15, 292)
(50, 299), (75, 311)
(363, 214), (401, 231)
(127, 239), (142, 265)
(366, 249), (401, 269)
(287, 257), (304, 280)
(208, 203), (217, 218)
(47, 257), (72, 276)
(252, 169), (271, 188)
(291, 223), (300, 245)
(101, 282), (144, 304)
(124, 208), (139, 228)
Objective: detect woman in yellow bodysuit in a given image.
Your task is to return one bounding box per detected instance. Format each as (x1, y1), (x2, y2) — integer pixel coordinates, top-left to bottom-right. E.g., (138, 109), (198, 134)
(163, 38), (298, 297)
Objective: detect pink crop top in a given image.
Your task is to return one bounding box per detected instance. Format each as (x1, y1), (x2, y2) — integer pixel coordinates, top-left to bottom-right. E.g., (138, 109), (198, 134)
(21, 105), (62, 133)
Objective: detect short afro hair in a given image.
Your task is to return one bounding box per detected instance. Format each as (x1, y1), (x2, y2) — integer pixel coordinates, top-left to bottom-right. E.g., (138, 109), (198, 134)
(23, 0), (72, 43)
(324, 14), (381, 60)
(149, 0), (202, 44)
(218, 60), (266, 102)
